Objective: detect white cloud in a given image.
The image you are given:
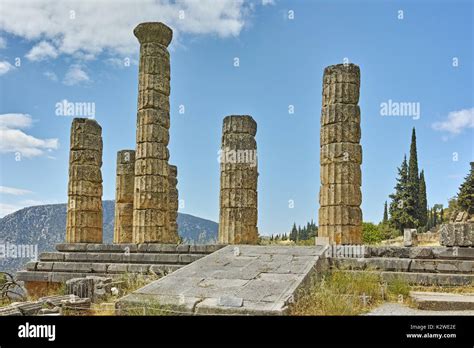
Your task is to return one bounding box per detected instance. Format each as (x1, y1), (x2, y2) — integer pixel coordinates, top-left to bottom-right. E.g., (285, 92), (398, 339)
(63, 64), (90, 86)
(262, 0), (275, 5)
(0, 60), (14, 75)
(432, 108), (474, 135)
(0, 203), (22, 217)
(0, 200), (53, 217)
(0, 186), (33, 195)
(0, 113), (33, 128)
(43, 71), (58, 81)
(0, 36), (6, 49)
(0, 113), (59, 158)
(25, 40), (58, 61)
(0, 0), (252, 60)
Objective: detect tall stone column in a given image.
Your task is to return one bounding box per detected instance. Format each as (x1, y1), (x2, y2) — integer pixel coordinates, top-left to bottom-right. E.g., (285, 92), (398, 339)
(319, 64), (362, 245)
(114, 150), (135, 243)
(219, 115), (258, 244)
(66, 118), (103, 243)
(168, 164), (179, 241)
(133, 22), (172, 243)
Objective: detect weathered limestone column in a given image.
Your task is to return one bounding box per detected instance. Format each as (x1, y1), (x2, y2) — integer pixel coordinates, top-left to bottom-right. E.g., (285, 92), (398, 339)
(114, 150), (135, 243)
(66, 118), (103, 243)
(219, 115), (258, 244)
(132, 22), (172, 243)
(168, 164), (179, 241)
(319, 64), (362, 245)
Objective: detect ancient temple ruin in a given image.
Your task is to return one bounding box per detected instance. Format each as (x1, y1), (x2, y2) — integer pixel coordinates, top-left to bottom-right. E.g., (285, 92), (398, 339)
(113, 150), (135, 243)
(168, 164), (179, 238)
(132, 22), (177, 244)
(218, 115), (259, 244)
(66, 118), (103, 243)
(318, 64), (363, 245)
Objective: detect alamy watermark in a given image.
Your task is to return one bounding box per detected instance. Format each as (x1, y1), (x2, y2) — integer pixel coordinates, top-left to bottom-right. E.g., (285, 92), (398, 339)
(217, 148), (257, 167)
(0, 242), (38, 260)
(380, 99), (420, 120)
(324, 245), (366, 258)
(316, 238), (365, 258)
(55, 99), (95, 118)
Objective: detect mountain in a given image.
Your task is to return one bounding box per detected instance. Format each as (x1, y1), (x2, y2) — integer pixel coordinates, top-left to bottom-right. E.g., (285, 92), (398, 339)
(0, 200), (218, 274)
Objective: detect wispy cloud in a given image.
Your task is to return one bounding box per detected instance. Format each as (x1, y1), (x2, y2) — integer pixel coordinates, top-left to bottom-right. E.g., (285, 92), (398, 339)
(0, 113), (59, 157)
(0, 186), (33, 195)
(0, 60), (14, 75)
(0, 37), (6, 49)
(0, 200), (53, 217)
(43, 71), (58, 81)
(63, 64), (90, 86)
(25, 40), (58, 61)
(0, 203), (22, 217)
(432, 108), (474, 135)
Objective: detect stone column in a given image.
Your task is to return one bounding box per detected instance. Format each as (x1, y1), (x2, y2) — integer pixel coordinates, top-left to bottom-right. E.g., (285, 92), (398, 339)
(114, 150), (135, 243)
(66, 118), (103, 243)
(132, 22), (172, 243)
(318, 64), (362, 245)
(168, 164), (179, 241)
(219, 115), (258, 244)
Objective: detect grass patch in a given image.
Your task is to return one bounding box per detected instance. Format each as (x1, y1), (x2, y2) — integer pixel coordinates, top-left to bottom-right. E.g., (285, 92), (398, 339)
(290, 270), (410, 315)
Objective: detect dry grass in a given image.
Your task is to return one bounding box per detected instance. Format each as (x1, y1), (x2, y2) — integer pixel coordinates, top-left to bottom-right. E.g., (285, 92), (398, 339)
(290, 270), (410, 315)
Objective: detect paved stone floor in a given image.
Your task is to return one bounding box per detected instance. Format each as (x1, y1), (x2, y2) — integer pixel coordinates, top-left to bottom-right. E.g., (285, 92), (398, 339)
(116, 245), (326, 315)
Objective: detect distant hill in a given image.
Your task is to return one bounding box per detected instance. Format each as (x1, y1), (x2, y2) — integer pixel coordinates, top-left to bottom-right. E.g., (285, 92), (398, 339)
(0, 200), (218, 274)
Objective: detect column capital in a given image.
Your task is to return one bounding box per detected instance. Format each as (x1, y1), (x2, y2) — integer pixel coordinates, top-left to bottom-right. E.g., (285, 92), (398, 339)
(134, 22), (173, 47)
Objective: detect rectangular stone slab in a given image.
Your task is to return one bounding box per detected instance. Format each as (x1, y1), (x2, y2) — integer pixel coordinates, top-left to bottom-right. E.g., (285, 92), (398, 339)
(116, 245), (327, 315)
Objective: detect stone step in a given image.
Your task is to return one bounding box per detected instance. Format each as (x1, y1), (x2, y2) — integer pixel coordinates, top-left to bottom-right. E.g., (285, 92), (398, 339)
(383, 271), (473, 286)
(331, 257), (474, 274)
(17, 261), (184, 283)
(23, 262), (182, 275)
(38, 252), (205, 264)
(342, 270), (473, 286)
(55, 243), (223, 254)
(365, 246), (474, 260)
(410, 291), (474, 310)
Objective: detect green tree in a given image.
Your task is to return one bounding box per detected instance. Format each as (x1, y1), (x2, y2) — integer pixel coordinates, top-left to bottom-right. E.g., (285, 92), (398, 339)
(418, 170), (428, 227)
(389, 155), (418, 231)
(408, 128), (421, 225)
(383, 201), (389, 224)
(457, 163), (474, 214)
(362, 222), (382, 244)
(290, 223), (298, 242)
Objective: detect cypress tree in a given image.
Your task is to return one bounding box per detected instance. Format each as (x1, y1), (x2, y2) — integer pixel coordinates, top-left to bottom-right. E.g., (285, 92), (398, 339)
(290, 223), (298, 242)
(389, 155), (418, 231)
(408, 127), (420, 225)
(418, 170), (428, 227)
(383, 201), (389, 223)
(457, 162), (474, 214)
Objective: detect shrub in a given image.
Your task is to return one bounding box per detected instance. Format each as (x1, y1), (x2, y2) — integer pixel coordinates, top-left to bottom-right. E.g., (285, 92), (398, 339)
(378, 222), (400, 240)
(362, 222), (382, 244)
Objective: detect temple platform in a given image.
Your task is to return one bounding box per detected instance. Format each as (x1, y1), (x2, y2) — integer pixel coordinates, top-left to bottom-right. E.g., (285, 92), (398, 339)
(16, 243), (224, 296)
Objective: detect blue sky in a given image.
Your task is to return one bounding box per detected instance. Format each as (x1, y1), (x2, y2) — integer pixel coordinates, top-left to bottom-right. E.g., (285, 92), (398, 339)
(0, 0), (472, 236)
